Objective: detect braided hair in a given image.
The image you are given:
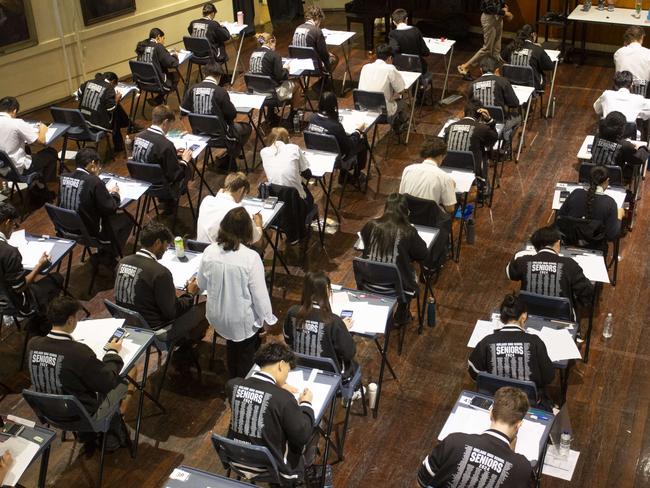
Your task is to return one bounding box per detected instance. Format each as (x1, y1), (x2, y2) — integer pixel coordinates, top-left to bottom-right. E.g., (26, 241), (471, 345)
(586, 165), (609, 219)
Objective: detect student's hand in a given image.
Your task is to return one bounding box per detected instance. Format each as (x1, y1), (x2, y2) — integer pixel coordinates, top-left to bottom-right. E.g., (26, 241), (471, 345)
(115, 91), (123, 103)
(476, 108), (491, 121)
(37, 253), (50, 270)
(355, 121), (366, 132)
(618, 207), (625, 220)
(109, 183), (120, 194)
(504, 11), (514, 21)
(105, 336), (123, 353)
(282, 383), (299, 395)
(253, 212), (263, 228)
(299, 388), (313, 404)
(342, 317), (354, 330)
(0, 451), (13, 482)
(181, 148), (193, 163)
(186, 276), (199, 295)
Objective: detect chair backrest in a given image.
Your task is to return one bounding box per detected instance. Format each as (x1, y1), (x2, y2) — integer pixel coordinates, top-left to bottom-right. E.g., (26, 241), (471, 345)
(0, 150), (23, 182)
(126, 160), (177, 200)
(476, 372), (538, 405)
(258, 182), (310, 242)
(188, 113), (232, 146)
(442, 150), (476, 173)
(353, 89), (388, 117)
(578, 162), (623, 187)
(631, 79), (649, 97)
(50, 107), (91, 134)
(44, 203), (97, 248)
(303, 131), (341, 155)
(556, 214), (607, 250)
(211, 433), (285, 484)
(294, 352), (340, 375)
(22, 389), (97, 433)
(485, 105), (505, 124)
(288, 45), (321, 75)
(352, 257), (407, 303)
(590, 137), (621, 166)
(393, 53), (422, 73)
(186, 239), (210, 252)
(518, 290), (573, 322)
(244, 73), (279, 96)
(103, 299), (151, 330)
(404, 194), (451, 229)
(510, 48), (532, 68)
(129, 60), (165, 93)
(183, 36), (211, 59)
(502, 64), (535, 88)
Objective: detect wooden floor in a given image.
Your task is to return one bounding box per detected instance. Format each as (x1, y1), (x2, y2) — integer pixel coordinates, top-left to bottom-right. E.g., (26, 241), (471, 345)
(2, 13), (650, 488)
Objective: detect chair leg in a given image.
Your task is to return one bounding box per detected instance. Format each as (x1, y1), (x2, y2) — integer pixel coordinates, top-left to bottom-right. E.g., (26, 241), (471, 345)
(156, 345), (175, 401)
(338, 169), (348, 211)
(87, 249), (98, 296)
(98, 430), (108, 488)
(20, 322), (31, 371)
(210, 330), (217, 366)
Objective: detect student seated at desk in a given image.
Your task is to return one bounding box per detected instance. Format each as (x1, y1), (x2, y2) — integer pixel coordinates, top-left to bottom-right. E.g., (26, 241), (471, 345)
(292, 6), (338, 77)
(27, 297), (129, 454)
(58, 149), (133, 265)
(594, 71), (650, 139)
(399, 136), (456, 213)
(501, 24), (554, 91)
(180, 62), (252, 156)
(614, 26), (650, 84)
(558, 165), (623, 243)
(307, 91), (366, 184)
(506, 226), (594, 315)
(75, 72), (130, 152)
(132, 105), (192, 215)
(0, 96), (57, 202)
(249, 32), (301, 121)
(0, 203), (63, 333)
(114, 222), (207, 368)
(226, 343), (314, 480)
(417, 387), (534, 488)
(196, 171), (262, 244)
(187, 2), (231, 64)
(135, 28), (180, 105)
(284, 272), (357, 381)
(360, 193), (427, 325)
(468, 294), (555, 392)
(388, 9), (430, 77)
(197, 207), (277, 378)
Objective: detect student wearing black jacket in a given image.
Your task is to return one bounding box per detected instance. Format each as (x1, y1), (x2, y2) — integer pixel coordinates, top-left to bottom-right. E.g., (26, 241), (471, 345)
(468, 294), (555, 390)
(292, 6), (338, 75)
(502, 24), (554, 91)
(388, 9), (430, 76)
(417, 387), (534, 488)
(187, 2), (231, 63)
(27, 297), (128, 452)
(284, 272), (357, 380)
(226, 343), (315, 481)
(58, 149), (133, 261)
(507, 226), (594, 314)
(135, 28), (180, 103)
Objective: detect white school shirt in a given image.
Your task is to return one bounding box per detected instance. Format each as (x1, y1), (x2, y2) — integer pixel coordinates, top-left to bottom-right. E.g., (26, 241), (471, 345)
(614, 42), (650, 82)
(196, 242), (277, 342)
(195, 191), (262, 243)
(358, 59), (405, 117)
(260, 141), (309, 199)
(0, 112), (39, 174)
(593, 87), (650, 122)
(399, 159), (457, 207)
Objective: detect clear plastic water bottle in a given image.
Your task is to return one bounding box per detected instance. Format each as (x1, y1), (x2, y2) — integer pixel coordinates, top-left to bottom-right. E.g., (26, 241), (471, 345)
(293, 112), (300, 133)
(602, 312), (613, 338)
(597, 0), (605, 10)
(559, 431), (572, 458)
(636, 0), (643, 17)
(174, 236), (185, 259)
(125, 134), (133, 159)
(582, 0), (592, 10)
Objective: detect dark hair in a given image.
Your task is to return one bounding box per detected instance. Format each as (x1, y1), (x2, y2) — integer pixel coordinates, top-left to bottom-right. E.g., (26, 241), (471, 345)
(464, 100), (484, 117)
(294, 272), (334, 330)
(492, 387), (529, 426)
(391, 8), (408, 24)
(151, 105), (176, 125)
(614, 70), (633, 90)
(304, 5), (325, 21)
(420, 137), (447, 159)
(479, 56), (498, 74)
(624, 26), (644, 45)
(530, 226), (561, 251)
(511, 24), (534, 53)
(0, 96), (19, 113)
(499, 293), (527, 324)
(255, 342), (297, 368)
(140, 221), (173, 248)
(586, 165), (609, 219)
(598, 111), (626, 142)
(0, 202), (19, 224)
(47, 296), (81, 327)
(202, 2), (217, 15)
(376, 44), (393, 61)
(318, 91), (339, 119)
(149, 27), (165, 39)
(366, 193), (411, 259)
(102, 72), (118, 83)
(218, 207), (253, 251)
(203, 63), (224, 78)
(75, 148), (100, 168)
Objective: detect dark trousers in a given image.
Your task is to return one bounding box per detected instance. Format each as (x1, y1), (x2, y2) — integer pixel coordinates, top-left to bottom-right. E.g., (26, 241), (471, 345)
(112, 105), (130, 150)
(29, 273), (64, 334)
(102, 213), (135, 257)
(226, 331), (261, 378)
(168, 301), (208, 344)
(26, 147), (58, 183)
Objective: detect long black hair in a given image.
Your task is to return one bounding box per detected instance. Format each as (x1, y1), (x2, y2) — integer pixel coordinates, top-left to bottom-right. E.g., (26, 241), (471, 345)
(294, 272), (334, 329)
(366, 193), (411, 260)
(598, 111), (626, 143)
(511, 24), (535, 53)
(586, 165), (609, 219)
(499, 293), (527, 325)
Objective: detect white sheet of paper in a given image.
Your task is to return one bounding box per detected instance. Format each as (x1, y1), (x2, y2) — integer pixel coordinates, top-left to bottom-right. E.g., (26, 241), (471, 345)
(176, 50), (192, 65)
(159, 249), (202, 289)
(168, 135), (209, 159)
(286, 369), (331, 421)
(115, 83), (139, 99)
(243, 203), (275, 227)
(330, 291), (390, 335)
(444, 169), (475, 193)
(222, 22), (247, 36)
(0, 435), (40, 487)
(229, 92), (266, 111)
(289, 58), (315, 75)
(423, 37), (455, 55)
(527, 327), (582, 362)
(339, 110), (378, 135)
(104, 178), (148, 203)
(571, 253), (610, 283)
(304, 150), (336, 178)
(545, 49), (561, 63)
(398, 70), (421, 91)
(467, 320), (499, 348)
(542, 449), (580, 481)
(8, 231), (55, 269)
(322, 29), (355, 46)
(513, 85), (535, 106)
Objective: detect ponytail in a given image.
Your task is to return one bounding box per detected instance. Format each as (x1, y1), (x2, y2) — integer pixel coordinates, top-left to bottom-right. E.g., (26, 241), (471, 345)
(256, 32), (274, 47)
(586, 166), (609, 219)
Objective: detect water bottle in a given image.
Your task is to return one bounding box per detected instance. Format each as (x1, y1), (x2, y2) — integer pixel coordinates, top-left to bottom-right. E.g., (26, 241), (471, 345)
(466, 218), (476, 244)
(174, 236), (185, 259)
(427, 297), (436, 328)
(582, 0), (592, 10)
(237, 11), (244, 25)
(125, 134), (133, 159)
(597, 0), (605, 10)
(602, 312), (613, 338)
(635, 0), (642, 17)
(293, 112), (300, 133)
(559, 431), (572, 459)
(646, 5), (650, 21)
(367, 383), (378, 409)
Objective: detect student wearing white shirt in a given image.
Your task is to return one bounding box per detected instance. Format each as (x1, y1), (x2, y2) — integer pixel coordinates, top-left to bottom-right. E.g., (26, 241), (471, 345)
(593, 71), (650, 138)
(260, 127), (313, 207)
(399, 137), (457, 213)
(0, 97), (57, 201)
(196, 172), (263, 243)
(614, 26), (650, 84)
(197, 207), (278, 378)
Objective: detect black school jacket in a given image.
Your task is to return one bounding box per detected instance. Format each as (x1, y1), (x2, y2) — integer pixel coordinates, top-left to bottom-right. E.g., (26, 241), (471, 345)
(0, 235), (31, 315)
(249, 46), (288, 83)
(417, 429), (534, 488)
(76, 75), (117, 132)
(558, 189), (620, 241)
(468, 325), (556, 389)
(226, 371), (314, 480)
(27, 331), (123, 414)
(469, 74), (519, 113)
(132, 126), (185, 186)
(444, 117), (498, 176)
(58, 169), (120, 240)
(188, 17), (231, 62)
(135, 39), (179, 87)
(292, 22), (330, 72)
(180, 78), (237, 123)
(388, 26), (430, 74)
(502, 40), (554, 91)
(307, 113), (361, 160)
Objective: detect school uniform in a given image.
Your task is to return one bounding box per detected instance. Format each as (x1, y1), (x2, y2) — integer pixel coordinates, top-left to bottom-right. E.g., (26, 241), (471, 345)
(417, 429), (534, 488)
(592, 136), (649, 182)
(307, 113), (366, 176)
(502, 40), (554, 91)
(187, 17), (231, 63)
(444, 116), (498, 179)
(135, 39), (180, 90)
(249, 46), (295, 101)
(388, 24), (431, 75)
(469, 73), (519, 113)
(557, 187), (621, 241)
(292, 21), (332, 73)
(260, 141), (313, 204)
(226, 370), (315, 480)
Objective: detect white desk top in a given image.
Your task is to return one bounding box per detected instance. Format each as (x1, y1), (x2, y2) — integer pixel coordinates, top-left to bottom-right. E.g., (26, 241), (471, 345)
(303, 149), (337, 178)
(576, 134), (647, 160)
(330, 288), (395, 336)
(545, 49), (561, 63)
(242, 197), (284, 228)
(228, 91), (266, 112)
(424, 37), (456, 56)
(568, 5), (648, 26)
(99, 173), (150, 207)
(513, 84), (536, 106)
(168, 133), (210, 159)
(552, 181), (627, 210)
(160, 249), (203, 289)
(175, 50), (193, 65)
(115, 82), (139, 99)
(444, 168), (476, 194)
(322, 28), (356, 46)
(399, 70), (421, 91)
(282, 57), (315, 76)
(339, 109), (380, 135)
(222, 22), (248, 36)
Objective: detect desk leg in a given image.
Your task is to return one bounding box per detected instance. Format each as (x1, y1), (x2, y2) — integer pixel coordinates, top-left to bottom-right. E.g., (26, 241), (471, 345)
(319, 395), (338, 487)
(584, 290), (597, 363)
(455, 192), (468, 262)
(320, 172), (341, 223)
(545, 60), (559, 119)
(63, 251), (73, 294)
(249, 112), (266, 171)
(612, 238), (619, 287)
(516, 96), (532, 163)
(340, 44), (353, 96)
(560, 364), (569, 405)
(230, 35), (246, 85)
(440, 45), (453, 102)
(405, 79), (419, 144)
(37, 445), (50, 488)
(373, 329), (396, 418)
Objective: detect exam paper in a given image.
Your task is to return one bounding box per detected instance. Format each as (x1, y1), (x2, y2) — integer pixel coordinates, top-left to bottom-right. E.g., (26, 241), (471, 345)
(159, 249), (202, 289)
(8, 230), (55, 269)
(286, 369), (331, 421)
(571, 253), (610, 283)
(104, 178), (148, 203)
(444, 169), (475, 194)
(243, 202), (275, 227)
(527, 327), (582, 362)
(330, 291), (390, 335)
(229, 92), (266, 111)
(467, 320), (499, 348)
(304, 150), (336, 178)
(0, 435), (40, 487)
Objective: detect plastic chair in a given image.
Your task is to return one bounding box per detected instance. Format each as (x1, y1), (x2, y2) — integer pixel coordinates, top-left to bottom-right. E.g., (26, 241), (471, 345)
(182, 36), (213, 94)
(50, 107), (107, 173)
(186, 239), (210, 252)
(502, 64), (544, 118)
(393, 53), (433, 108)
(244, 73), (289, 125)
(631, 79), (649, 98)
(188, 113), (248, 176)
(476, 371), (539, 405)
(0, 150), (41, 218)
(578, 162), (623, 187)
(129, 60), (180, 119)
(288, 45), (328, 112)
(518, 291), (574, 322)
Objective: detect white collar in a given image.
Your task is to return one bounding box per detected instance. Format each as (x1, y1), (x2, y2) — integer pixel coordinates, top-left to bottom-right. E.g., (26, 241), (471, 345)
(484, 429), (511, 445)
(617, 87), (631, 95)
(0, 231), (7, 241)
(149, 125), (165, 135)
(204, 76), (219, 85)
(77, 168), (90, 175)
(217, 191), (236, 202)
(201, 16), (212, 21)
(136, 248), (158, 261)
(422, 158), (439, 167)
(306, 20), (316, 26)
(538, 247), (558, 255)
(261, 45), (272, 51)
(596, 185), (606, 195)
(252, 371), (277, 384)
(374, 59), (387, 65)
(47, 330), (74, 341)
(396, 23), (411, 30)
(500, 323), (526, 333)
(0, 112), (12, 119)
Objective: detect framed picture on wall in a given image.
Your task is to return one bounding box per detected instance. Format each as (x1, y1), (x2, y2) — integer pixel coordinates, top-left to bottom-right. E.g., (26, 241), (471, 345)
(0, 0), (38, 55)
(80, 0), (136, 26)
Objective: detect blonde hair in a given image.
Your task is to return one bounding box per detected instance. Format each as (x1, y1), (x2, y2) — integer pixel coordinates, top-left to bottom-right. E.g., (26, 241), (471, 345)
(305, 5), (325, 21)
(266, 127), (290, 155)
(223, 172), (250, 193)
(256, 32), (275, 46)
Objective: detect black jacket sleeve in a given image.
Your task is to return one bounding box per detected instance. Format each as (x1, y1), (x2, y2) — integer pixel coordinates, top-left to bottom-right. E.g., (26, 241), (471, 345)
(314, 31), (331, 72)
(280, 391), (315, 449)
(153, 268), (180, 323)
(331, 316), (356, 364)
(79, 347), (124, 396)
(569, 262), (594, 308)
(535, 338), (556, 386)
(283, 307), (296, 346)
(506, 256), (524, 282)
(476, 122), (498, 149)
(415, 28), (430, 57)
(388, 31), (401, 54)
(157, 44), (179, 70)
(537, 46), (555, 72)
(467, 341), (487, 380)
(93, 179), (120, 217)
(161, 145), (184, 183)
(603, 198), (621, 241)
(406, 226), (429, 263)
(502, 79), (520, 108)
(417, 439), (449, 487)
(219, 91), (238, 123)
(271, 53), (289, 82)
(209, 22), (232, 44)
(3, 247), (27, 293)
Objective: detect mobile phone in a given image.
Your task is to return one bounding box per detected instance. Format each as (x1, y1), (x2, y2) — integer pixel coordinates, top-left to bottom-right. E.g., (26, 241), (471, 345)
(470, 397), (493, 410)
(2, 422), (24, 436)
(587, 143), (593, 152)
(559, 190), (570, 203)
(189, 144), (200, 152)
(103, 328), (126, 351)
(177, 255), (188, 263)
(340, 310), (353, 318)
(263, 196), (278, 209)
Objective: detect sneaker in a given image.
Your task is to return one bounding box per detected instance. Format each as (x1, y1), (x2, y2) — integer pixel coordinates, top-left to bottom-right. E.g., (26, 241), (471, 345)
(351, 385), (366, 402)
